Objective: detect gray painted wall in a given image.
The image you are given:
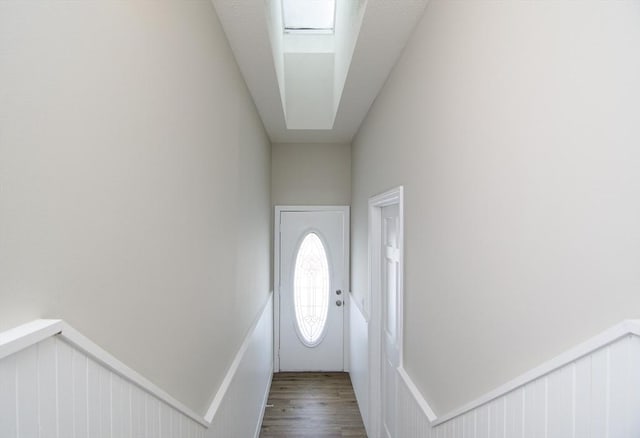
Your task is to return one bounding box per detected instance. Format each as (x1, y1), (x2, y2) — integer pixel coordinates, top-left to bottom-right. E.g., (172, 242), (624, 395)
(272, 143), (351, 206)
(351, 0), (640, 415)
(0, 0), (271, 414)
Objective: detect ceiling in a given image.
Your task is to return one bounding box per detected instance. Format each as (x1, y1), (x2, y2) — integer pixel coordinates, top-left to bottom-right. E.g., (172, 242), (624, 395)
(211, 0), (429, 144)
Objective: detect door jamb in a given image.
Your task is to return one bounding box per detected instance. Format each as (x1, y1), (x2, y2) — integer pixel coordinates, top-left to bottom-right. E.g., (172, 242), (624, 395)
(274, 205), (351, 372)
(368, 187), (404, 437)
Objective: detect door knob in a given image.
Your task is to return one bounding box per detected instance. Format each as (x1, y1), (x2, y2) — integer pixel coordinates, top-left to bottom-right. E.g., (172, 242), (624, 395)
(336, 300), (343, 307)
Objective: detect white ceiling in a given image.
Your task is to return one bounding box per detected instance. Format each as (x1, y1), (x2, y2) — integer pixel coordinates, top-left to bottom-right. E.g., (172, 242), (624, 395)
(211, 0), (429, 144)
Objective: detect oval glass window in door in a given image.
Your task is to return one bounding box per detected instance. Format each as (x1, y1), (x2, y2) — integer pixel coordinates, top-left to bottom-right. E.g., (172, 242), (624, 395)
(293, 232), (330, 346)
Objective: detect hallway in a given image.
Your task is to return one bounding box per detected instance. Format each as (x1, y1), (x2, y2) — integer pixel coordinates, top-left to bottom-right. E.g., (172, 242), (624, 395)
(260, 373), (367, 437)
(2, 0), (640, 436)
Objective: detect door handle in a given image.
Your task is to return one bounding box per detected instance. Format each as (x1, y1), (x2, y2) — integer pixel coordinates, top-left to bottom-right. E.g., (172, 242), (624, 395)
(336, 300), (343, 307)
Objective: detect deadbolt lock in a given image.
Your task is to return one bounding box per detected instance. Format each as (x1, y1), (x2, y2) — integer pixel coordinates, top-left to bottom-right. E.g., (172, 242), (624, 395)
(336, 289), (342, 295)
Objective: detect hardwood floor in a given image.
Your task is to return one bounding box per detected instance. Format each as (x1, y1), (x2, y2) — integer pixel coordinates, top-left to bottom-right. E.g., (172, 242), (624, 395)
(260, 372), (367, 438)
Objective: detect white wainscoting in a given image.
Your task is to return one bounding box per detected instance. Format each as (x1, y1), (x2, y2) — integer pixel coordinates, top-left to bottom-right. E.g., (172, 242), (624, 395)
(0, 335), (207, 438)
(0, 293), (273, 438)
(397, 331), (640, 438)
(348, 300), (640, 437)
(205, 295), (273, 437)
(349, 293), (370, 435)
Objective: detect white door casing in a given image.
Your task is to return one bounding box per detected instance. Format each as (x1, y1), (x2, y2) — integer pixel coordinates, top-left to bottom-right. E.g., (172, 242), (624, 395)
(368, 187), (404, 438)
(275, 206), (349, 372)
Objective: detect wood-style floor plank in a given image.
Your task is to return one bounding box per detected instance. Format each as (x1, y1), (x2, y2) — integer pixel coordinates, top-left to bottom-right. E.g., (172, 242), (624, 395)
(260, 372), (367, 437)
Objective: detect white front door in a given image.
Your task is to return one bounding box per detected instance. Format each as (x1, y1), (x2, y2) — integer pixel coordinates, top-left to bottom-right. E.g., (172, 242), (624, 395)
(381, 203), (400, 438)
(277, 208), (348, 371)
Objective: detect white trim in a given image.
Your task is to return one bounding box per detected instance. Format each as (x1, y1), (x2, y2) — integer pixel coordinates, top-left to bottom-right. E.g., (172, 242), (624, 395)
(253, 372), (274, 438)
(59, 321), (208, 426)
(397, 367), (437, 422)
(344, 285), (351, 372)
(274, 206), (281, 372)
(386, 318), (640, 427)
(348, 292), (371, 436)
(0, 291), (276, 430)
(349, 289), (368, 323)
(368, 186), (411, 437)
(204, 291), (274, 422)
(0, 319), (208, 426)
(275, 205), (350, 212)
(360, 191), (640, 431)
(274, 205), (351, 372)
(0, 319), (64, 360)
(431, 318), (640, 426)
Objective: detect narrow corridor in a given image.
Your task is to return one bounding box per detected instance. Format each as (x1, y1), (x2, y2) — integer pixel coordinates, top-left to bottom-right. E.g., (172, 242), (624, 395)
(260, 373), (367, 437)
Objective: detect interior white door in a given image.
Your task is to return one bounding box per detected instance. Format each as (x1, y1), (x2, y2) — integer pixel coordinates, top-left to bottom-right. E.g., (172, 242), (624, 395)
(278, 209), (347, 371)
(381, 203), (400, 438)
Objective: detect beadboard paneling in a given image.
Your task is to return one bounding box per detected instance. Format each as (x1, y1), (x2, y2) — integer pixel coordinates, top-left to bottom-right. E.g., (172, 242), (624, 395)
(0, 336), (206, 438)
(205, 296), (273, 438)
(0, 293), (273, 438)
(391, 334), (640, 438)
(349, 294), (370, 435)
(348, 298), (640, 437)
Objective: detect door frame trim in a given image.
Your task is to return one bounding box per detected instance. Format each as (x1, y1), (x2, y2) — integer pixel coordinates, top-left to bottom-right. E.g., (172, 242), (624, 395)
(368, 187), (404, 437)
(274, 205), (351, 372)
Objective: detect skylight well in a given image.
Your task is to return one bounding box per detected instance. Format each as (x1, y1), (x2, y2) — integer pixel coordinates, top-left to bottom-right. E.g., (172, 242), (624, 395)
(283, 0), (336, 33)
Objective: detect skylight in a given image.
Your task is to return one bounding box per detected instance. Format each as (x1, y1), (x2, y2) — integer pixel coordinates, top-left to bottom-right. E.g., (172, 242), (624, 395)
(283, 0), (336, 33)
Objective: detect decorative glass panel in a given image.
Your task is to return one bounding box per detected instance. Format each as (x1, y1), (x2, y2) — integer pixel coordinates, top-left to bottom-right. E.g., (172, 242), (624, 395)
(294, 232), (330, 346)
